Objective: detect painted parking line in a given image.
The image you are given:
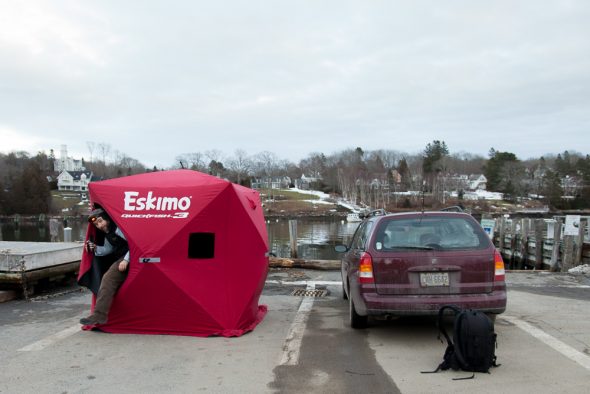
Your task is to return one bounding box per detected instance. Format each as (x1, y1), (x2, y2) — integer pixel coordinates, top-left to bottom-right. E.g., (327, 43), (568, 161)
(510, 284), (590, 289)
(273, 280), (342, 365)
(503, 315), (590, 371)
(17, 281), (334, 354)
(279, 283), (317, 366)
(18, 325), (80, 352)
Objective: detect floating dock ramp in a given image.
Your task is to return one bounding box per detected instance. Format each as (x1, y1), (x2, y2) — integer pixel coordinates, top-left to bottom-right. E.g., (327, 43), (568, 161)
(0, 241), (83, 288)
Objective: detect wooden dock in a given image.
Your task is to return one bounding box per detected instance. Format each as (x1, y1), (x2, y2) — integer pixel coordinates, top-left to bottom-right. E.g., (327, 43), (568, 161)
(0, 241), (83, 295)
(490, 217), (590, 271)
(269, 257), (340, 270)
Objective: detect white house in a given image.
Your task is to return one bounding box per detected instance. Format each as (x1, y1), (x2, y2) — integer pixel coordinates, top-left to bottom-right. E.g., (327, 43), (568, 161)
(251, 176), (292, 190)
(469, 174), (487, 191)
(296, 174), (322, 190)
(57, 170), (93, 191)
(54, 145), (85, 172)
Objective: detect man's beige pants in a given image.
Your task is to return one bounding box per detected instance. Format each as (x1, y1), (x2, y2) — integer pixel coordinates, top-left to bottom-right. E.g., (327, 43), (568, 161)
(93, 260), (128, 320)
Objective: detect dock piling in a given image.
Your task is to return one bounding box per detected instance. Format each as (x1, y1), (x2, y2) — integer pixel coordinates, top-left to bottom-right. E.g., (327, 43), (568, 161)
(63, 227), (72, 243)
(550, 220), (562, 271)
(288, 220), (298, 258)
(534, 219), (544, 270)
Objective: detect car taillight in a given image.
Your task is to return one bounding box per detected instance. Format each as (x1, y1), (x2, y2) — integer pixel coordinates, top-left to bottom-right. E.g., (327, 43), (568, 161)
(359, 252), (374, 284)
(494, 250), (505, 281)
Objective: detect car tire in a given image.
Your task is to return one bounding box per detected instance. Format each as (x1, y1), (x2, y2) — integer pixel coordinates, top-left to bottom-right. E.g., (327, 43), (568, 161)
(485, 313), (497, 324)
(349, 294), (368, 329)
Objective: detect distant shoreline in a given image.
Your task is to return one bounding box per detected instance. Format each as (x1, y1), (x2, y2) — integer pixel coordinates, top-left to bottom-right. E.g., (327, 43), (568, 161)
(2, 208), (590, 223)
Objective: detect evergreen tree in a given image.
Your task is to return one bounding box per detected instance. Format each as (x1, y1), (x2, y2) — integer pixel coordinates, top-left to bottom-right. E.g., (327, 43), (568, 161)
(554, 152), (575, 176)
(539, 156), (546, 169)
(422, 140), (449, 194)
(484, 149), (522, 195)
(576, 155), (590, 205)
(208, 160), (225, 177)
(397, 157), (410, 190)
(15, 161), (51, 214)
(422, 140), (449, 175)
(0, 180), (7, 215)
(543, 169), (563, 209)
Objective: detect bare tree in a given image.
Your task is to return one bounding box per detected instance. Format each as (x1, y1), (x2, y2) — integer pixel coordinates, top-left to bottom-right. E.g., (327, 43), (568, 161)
(205, 149), (225, 164)
(113, 149), (123, 165)
(252, 151), (279, 177)
(447, 152), (486, 175)
(174, 154), (189, 169)
(373, 149), (404, 169)
(175, 152), (207, 171)
(86, 141), (96, 163)
(97, 143), (111, 164)
(226, 149), (252, 184)
(299, 152), (326, 179)
(252, 151), (281, 199)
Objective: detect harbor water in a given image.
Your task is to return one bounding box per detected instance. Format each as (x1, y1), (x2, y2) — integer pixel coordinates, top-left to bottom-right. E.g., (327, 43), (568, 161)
(0, 217), (359, 260)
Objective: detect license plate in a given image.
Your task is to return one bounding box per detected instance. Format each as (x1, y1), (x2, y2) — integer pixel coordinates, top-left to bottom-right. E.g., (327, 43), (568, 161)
(420, 272), (449, 287)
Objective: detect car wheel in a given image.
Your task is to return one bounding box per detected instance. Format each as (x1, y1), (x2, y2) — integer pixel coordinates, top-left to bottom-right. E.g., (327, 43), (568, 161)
(349, 293), (368, 329)
(341, 275), (348, 300)
(485, 313), (497, 324)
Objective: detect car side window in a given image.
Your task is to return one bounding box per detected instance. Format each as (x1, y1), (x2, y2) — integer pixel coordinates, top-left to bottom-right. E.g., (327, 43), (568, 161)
(351, 221), (373, 251)
(359, 222), (373, 250)
(349, 223), (365, 250)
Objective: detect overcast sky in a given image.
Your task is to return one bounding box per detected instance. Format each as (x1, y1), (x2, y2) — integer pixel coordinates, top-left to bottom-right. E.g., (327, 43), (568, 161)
(1, 0), (589, 168)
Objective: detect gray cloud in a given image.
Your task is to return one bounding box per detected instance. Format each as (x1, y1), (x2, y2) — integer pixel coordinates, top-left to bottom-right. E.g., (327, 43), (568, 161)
(1, 0), (589, 167)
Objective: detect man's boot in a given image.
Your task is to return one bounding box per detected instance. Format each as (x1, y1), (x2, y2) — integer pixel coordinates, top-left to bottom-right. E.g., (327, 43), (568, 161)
(79, 312), (107, 325)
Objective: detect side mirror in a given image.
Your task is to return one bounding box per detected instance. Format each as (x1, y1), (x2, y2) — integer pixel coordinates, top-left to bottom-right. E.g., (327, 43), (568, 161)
(334, 245), (348, 253)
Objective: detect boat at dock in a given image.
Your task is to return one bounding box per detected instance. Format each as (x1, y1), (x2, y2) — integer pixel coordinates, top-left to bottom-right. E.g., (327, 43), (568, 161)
(346, 213), (362, 222)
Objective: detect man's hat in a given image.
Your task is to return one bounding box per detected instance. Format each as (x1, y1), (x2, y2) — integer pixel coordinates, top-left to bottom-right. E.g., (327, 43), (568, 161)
(88, 208), (109, 223)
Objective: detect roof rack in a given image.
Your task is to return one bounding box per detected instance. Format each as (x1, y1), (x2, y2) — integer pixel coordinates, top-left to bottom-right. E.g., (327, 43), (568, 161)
(440, 205), (464, 212)
(359, 208), (387, 219)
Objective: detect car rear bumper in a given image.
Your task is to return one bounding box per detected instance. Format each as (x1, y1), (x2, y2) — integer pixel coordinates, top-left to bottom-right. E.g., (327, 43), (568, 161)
(359, 290), (507, 316)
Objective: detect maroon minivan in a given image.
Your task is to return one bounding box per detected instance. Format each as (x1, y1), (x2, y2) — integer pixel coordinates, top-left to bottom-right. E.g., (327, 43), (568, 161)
(336, 211), (507, 328)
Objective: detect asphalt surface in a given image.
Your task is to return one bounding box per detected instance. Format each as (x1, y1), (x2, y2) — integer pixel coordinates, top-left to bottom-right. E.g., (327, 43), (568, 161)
(1, 269), (589, 393)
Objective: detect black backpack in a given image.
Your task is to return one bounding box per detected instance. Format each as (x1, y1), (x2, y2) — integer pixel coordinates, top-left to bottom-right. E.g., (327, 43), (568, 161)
(423, 305), (499, 379)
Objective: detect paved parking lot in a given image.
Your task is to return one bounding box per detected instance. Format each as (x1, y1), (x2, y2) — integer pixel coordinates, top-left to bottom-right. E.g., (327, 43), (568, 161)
(1, 270), (589, 393)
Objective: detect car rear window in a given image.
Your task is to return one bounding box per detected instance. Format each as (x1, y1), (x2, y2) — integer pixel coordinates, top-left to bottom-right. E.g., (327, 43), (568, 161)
(373, 216), (489, 251)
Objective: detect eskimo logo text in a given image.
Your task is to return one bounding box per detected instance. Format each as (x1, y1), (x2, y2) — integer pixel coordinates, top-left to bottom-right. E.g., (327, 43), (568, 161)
(122, 191), (191, 219)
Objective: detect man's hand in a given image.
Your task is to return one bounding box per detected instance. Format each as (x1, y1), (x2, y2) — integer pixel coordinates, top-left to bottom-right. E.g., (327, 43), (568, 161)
(85, 240), (95, 253)
(118, 259), (129, 272)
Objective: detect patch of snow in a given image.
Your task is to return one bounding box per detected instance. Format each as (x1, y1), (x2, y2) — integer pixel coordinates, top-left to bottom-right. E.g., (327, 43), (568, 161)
(285, 188), (331, 200)
(304, 199), (333, 205)
(449, 190), (504, 200)
(337, 200), (359, 212)
(568, 264), (590, 275)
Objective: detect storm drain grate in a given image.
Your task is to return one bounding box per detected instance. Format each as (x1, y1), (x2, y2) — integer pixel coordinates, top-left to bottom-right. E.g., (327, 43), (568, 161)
(291, 288), (327, 297)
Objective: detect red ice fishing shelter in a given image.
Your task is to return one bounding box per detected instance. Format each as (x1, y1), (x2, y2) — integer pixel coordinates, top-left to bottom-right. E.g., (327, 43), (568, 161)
(77, 169), (269, 337)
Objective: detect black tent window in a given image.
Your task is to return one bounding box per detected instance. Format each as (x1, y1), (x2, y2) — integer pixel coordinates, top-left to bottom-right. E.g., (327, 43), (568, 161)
(188, 233), (215, 259)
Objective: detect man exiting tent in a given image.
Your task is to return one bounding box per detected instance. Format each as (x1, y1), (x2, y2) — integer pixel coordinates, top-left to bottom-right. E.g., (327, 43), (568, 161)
(77, 169), (269, 337)
(79, 208), (130, 326)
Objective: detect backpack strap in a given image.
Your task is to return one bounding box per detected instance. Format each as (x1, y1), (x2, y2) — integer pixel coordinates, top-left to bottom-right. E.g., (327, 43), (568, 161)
(452, 373), (475, 380)
(437, 305), (461, 345)
(421, 305), (462, 374)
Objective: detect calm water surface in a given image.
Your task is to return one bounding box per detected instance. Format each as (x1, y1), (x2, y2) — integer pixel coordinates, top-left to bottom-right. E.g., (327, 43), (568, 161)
(0, 218), (86, 243)
(267, 217), (359, 259)
(0, 217), (359, 260)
